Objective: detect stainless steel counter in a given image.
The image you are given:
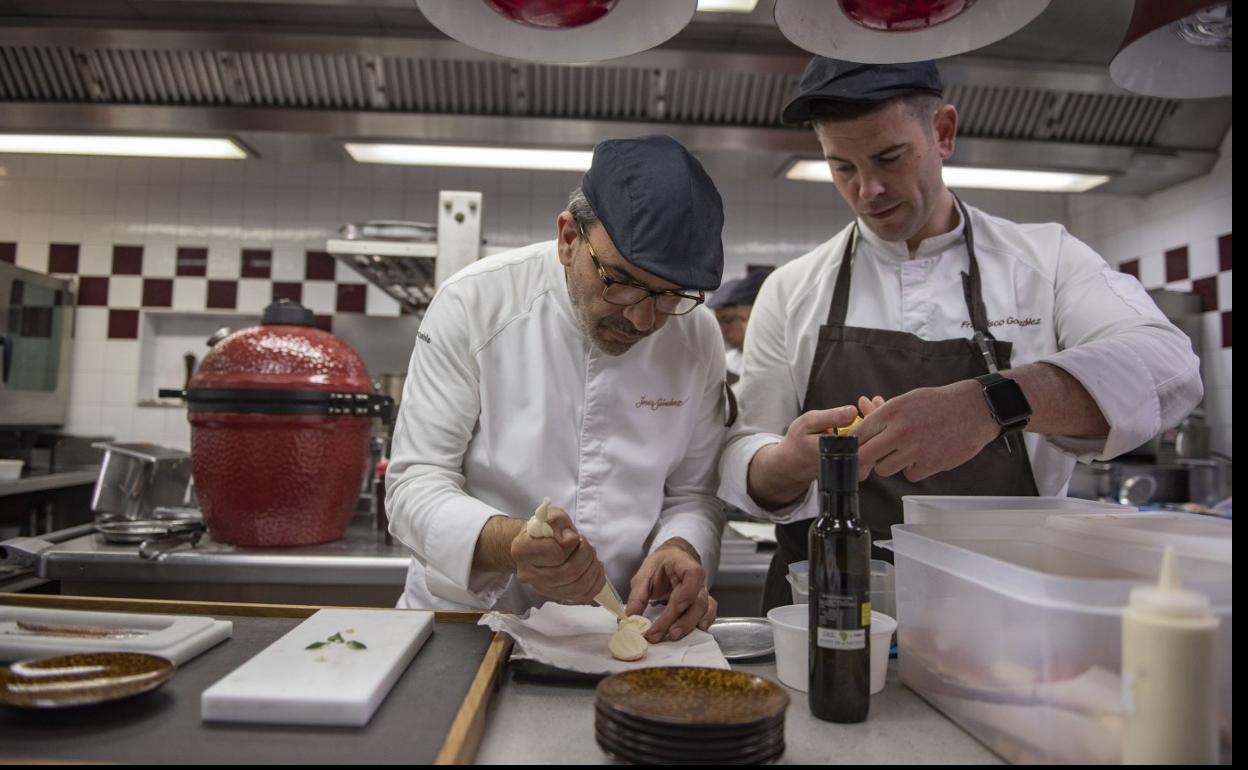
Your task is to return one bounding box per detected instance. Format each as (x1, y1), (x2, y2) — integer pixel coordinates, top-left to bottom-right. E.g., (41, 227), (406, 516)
(30, 519), (773, 611)
(0, 469), (99, 498)
(478, 659), (1002, 765)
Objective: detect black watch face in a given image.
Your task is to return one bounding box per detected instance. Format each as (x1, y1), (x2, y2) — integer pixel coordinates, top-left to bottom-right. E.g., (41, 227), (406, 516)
(989, 380), (1031, 422)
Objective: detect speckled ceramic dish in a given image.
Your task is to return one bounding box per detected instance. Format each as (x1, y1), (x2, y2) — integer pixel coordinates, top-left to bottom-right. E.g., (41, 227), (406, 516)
(596, 666), (789, 727)
(0, 652), (174, 708)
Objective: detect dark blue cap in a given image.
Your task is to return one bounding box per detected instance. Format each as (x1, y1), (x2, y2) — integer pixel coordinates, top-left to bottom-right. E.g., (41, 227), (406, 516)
(581, 134), (724, 291)
(709, 270), (771, 309)
(782, 57), (944, 125)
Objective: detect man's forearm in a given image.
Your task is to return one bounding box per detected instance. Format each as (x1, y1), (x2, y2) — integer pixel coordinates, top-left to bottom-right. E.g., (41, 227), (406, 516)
(472, 515), (524, 572)
(746, 442), (812, 511)
(1007, 362), (1110, 437)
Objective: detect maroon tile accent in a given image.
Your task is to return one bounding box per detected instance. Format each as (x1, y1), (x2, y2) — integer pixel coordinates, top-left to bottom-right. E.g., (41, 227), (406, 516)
(1191, 276), (1218, 314)
(241, 249), (272, 279)
(1164, 246), (1189, 283)
(77, 276), (110, 306)
(1219, 233), (1232, 272)
(305, 250), (336, 281)
(271, 282), (303, 304)
(1119, 259), (1140, 279)
(142, 278), (174, 308)
(176, 247), (208, 277)
(107, 309), (140, 339)
(0, 243), (15, 264)
(336, 283), (366, 314)
(112, 245), (143, 275)
(206, 280), (238, 310)
(1223, 310), (1232, 349)
(48, 243), (80, 274)
(313, 314), (333, 333)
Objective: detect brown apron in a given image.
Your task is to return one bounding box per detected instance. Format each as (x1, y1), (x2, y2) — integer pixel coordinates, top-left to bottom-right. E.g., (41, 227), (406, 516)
(761, 199), (1040, 613)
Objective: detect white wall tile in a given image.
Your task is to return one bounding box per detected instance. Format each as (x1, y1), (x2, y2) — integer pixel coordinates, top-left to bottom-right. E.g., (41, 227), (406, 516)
(1217, 272), (1232, 310)
(71, 335), (107, 374)
(108, 276), (143, 308)
(99, 404), (136, 440)
(302, 282), (336, 314)
(101, 371), (139, 406)
(206, 244), (240, 278)
(1188, 237), (1220, 279)
(335, 260), (366, 284)
(115, 182), (149, 217)
(18, 210), (51, 241)
(83, 181), (116, 215)
(15, 241), (49, 273)
(103, 339), (141, 374)
(132, 407), (167, 443)
(68, 370), (105, 407)
(173, 278), (207, 311)
(63, 400), (103, 437)
(270, 245), (304, 281)
(237, 279), (270, 313)
(365, 284), (401, 317)
(75, 307), (109, 341)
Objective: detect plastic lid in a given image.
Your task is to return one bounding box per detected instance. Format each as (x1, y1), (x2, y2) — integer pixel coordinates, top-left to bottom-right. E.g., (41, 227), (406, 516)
(261, 299), (315, 327)
(1127, 546), (1213, 620)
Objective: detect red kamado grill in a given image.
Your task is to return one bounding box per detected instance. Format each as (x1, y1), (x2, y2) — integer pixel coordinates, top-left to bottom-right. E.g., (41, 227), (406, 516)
(162, 301), (392, 547)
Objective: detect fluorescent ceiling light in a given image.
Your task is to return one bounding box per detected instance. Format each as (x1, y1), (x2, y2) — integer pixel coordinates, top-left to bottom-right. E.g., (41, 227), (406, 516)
(698, 0), (760, 12)
(345, 143), (593, 172)
(0, 134), (247, 159)
(784, 160), (1110, 193)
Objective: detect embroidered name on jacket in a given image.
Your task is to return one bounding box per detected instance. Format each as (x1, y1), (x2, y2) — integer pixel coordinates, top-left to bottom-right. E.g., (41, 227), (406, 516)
(960, 317), (1042, 330)
(635, 397), (686, 410)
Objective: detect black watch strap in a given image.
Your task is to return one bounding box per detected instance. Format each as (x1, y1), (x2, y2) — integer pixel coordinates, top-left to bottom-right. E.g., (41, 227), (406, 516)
(976, 372), (1031, 435)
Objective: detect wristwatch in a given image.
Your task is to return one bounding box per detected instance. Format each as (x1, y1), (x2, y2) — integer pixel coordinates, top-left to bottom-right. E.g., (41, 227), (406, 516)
(975, 372), (1031, 435)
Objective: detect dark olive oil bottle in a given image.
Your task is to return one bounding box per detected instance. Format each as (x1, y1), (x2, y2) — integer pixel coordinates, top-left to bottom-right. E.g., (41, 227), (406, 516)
(808, 434), (871, 723)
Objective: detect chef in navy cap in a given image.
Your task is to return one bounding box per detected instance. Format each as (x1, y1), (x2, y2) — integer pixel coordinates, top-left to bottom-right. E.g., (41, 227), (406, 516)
(709, 269), (772, 389)
(718, 57), (1202, 614)
(390, 134), (730, 644)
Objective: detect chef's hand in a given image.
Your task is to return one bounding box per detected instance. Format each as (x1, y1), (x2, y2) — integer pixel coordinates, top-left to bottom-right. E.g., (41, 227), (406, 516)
(855, 379), (999, 482)
(625, 539), (717, 643)
(509, 505), (607, 603)
(771, 403), (863, 480)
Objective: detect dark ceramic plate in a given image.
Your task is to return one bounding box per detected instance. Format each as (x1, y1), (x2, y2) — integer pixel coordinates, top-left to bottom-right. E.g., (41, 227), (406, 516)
(596, 666), (789, 727)
(0, 652), (174, 708)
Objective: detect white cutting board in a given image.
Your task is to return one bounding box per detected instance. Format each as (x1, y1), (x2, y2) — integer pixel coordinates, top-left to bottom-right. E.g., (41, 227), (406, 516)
(0, 606), (231, 665)
(201, 608), (434, 727)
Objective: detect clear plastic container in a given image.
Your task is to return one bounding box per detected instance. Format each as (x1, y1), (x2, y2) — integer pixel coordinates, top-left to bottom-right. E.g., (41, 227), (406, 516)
(901, 495), (1132, 527)
(887, 523), (1232, 764)
(786, 559), (895, 618)
(1045, 511), (1231, 563)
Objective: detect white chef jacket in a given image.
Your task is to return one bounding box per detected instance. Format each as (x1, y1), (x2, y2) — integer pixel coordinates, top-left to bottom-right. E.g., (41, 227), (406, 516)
(388, 240), (729, 611)
(718, 202), (1204, 523)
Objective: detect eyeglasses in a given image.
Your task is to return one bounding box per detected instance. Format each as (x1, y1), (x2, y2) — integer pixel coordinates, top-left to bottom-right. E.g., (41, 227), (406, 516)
(577, 224), (705, 316)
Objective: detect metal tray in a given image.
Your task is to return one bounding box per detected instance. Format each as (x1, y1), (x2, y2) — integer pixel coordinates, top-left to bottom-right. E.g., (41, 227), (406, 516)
(707, 617), (774, 661)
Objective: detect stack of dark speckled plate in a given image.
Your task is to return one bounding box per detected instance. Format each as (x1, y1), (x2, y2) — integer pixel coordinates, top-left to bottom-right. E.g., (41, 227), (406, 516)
(594, 667), (789, 764)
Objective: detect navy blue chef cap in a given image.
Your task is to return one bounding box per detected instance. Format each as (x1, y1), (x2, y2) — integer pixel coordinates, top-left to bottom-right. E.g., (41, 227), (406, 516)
(782, 57), (944, 125)
(581, 134), (725, 291)
(709, 270), (771, 309)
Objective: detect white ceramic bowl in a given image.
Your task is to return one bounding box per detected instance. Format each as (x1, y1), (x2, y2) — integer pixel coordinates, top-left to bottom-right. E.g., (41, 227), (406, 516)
(766, 604), (896, 695)
(0, 459), (24, 482)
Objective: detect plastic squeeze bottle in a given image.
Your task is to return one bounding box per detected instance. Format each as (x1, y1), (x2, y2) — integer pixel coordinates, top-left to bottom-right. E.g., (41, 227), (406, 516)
(1121, 546), (1219, 764)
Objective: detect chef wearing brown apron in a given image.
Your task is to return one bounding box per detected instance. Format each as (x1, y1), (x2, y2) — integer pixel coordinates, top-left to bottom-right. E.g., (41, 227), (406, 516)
(717, 57), (1201, 615)
(762, 197), (1038, 611)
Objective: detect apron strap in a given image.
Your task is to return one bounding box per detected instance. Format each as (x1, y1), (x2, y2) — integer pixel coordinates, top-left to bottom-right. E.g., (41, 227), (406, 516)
(956, 195), (994, 337)
(829, 199), (992, 335)
(826, 224), (858, 326)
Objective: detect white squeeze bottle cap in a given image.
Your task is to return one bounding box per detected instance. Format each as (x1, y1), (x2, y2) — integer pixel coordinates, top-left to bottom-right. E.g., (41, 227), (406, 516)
(1121, 546), (1220, 765)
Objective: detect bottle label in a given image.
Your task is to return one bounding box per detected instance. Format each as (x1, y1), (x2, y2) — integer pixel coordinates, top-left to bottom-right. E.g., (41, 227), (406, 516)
(817, 628), (866, 650)
(816, 593), (868, 651)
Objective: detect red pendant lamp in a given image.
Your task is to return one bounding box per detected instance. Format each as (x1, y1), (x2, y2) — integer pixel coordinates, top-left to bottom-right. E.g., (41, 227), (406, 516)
(415, 0), (698, 63)
(1110, 1), (1232, 98)
(774, 0), (1049, 63)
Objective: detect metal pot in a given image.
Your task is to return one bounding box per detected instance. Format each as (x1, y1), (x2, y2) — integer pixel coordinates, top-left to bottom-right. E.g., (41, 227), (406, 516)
(90, 443), (193, 524)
